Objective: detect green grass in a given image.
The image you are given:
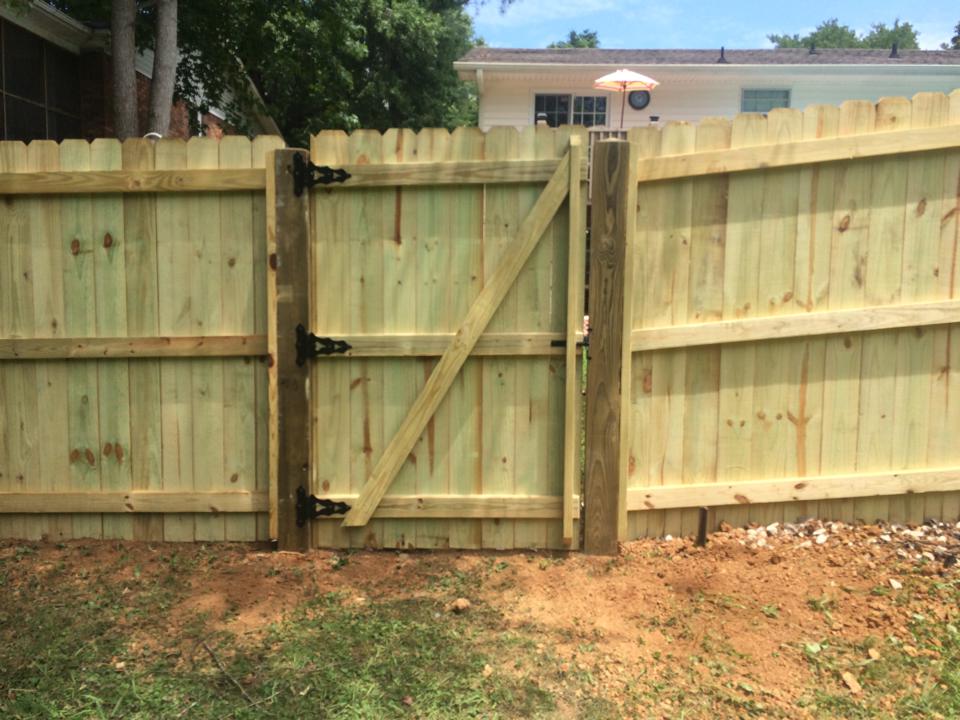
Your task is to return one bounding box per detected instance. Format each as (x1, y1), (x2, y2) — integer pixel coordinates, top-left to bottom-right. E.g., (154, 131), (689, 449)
(2, 543), (958, 720)
(0, 548), (554, 719)
(799, 578), (960, 719)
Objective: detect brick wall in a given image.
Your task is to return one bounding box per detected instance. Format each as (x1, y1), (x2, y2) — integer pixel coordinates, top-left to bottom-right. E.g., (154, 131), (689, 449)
(80, 48), (202, 140)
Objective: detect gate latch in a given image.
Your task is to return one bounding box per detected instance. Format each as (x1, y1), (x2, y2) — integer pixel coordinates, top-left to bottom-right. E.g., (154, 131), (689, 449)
(296, 324), (351, 366)
(291, 153), (350, 196)
(296, 486), (351, 527)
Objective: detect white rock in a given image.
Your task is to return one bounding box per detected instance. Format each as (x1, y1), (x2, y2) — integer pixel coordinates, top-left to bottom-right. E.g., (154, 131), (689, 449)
(889, 578), (903, 590)
(816, 534), (828, 545)
(798, 540), (813, 549)
(880, 534), (891, 543)
(663, 534), (673, 541)
(766, 522), (780, 534)
(756, 538), (767, 547)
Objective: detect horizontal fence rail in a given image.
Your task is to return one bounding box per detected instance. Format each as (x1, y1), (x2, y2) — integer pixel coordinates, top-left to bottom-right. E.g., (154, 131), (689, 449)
(630, 299), (960, 352)
(636, 121), (960, 183)
(0, 491), (268, 514)
(628, 468), (960, 511)
(0, 335), (266, 360)
(0, 158), (588, 196)
(304, 331), (585, 357)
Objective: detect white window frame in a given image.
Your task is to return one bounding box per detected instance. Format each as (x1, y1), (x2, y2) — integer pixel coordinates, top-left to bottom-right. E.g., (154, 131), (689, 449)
(531, 89), (612, 128)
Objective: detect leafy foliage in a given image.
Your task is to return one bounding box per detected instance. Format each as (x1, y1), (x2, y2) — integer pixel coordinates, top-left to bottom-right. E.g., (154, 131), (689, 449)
(52, 1), (480, 145)
(942, 22), (960, 50)
(548, 29), (600, 49)
(769, 17), (920, 50)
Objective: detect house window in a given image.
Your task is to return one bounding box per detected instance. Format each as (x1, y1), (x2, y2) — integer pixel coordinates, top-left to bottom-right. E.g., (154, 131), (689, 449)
(572, 95), (606, 127)
(1, 20), (82, 142)
(741, 89), (790, 113)
(534, 94), (570, 127)
(534, 93), (607, 128)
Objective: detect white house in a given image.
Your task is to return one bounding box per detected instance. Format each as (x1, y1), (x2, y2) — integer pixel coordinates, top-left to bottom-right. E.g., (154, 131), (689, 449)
(454, 47), (960, 130)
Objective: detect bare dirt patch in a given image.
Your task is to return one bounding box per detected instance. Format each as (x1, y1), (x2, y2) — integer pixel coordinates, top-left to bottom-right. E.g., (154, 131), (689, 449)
(2, 520), (958, 718)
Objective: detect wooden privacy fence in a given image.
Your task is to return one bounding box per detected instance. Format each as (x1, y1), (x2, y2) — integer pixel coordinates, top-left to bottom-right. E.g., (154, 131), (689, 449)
(3, 93), (960, 554)
(0, 136), (283, 542)
(585, 91), (960, 552)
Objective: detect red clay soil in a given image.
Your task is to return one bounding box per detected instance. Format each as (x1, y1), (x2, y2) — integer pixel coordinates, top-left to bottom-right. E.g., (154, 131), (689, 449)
(2, 520), (957, 717)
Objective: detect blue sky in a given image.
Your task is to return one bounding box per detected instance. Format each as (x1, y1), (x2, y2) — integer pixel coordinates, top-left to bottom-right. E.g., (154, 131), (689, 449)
(470, 0), (959, 51)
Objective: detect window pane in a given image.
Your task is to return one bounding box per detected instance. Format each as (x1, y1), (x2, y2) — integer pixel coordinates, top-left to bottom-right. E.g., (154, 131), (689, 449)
(597, 97), (606, 112)
(6, 96), (45, 140)
(534, 94), (571, 127)
(5, 22), (44, 103)
(46, 44), (80, 115)
(741, 89), (790, 113)
(583, 96), (594, 112)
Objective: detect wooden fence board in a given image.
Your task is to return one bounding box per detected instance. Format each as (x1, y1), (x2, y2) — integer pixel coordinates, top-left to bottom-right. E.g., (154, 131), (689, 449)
(155, 140), (195, 541)
(123, 138), (163, 541)
(59, 140), (101, 539)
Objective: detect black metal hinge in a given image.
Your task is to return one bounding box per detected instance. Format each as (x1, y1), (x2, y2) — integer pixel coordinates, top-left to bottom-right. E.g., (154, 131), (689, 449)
(295, 324), (351, 366)
(291, 153), (351, 196)
(296, 486), (351, 527)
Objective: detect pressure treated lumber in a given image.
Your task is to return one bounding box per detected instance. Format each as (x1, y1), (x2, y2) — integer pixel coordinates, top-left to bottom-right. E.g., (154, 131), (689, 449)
(342, 149), (572, 528)
(0, 334), (266, 359)
(0, 168), (266, 194)
(323, 494), (573, 519)
(327, 157), (586, 188)
(636, 122), (960, 183)
(267, 149), (312, 550)
(628, 467), (960, 510)
(562, 135), (585, 544)
(0, 491), (268, 513)
(583, 140), (635, 555)
(630, 299), (960, 351)
(303, 331), (584, 357)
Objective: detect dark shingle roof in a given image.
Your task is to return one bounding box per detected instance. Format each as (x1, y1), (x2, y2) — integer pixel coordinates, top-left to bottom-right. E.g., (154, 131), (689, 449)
(456, 47), (960, 66)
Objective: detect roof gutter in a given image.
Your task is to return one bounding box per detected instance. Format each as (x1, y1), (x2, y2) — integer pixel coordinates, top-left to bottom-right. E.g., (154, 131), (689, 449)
(454, 60), (960, 73)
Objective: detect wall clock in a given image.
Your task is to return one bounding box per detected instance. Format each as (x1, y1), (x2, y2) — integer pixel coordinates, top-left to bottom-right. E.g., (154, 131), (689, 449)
(628, 90), (651, 110)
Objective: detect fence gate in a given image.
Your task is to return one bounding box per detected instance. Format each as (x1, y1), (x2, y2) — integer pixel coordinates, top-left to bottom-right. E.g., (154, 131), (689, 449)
(268, 127), (588, 551)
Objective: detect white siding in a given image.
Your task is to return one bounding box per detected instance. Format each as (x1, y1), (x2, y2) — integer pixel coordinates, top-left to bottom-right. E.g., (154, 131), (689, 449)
(476, 66), (960, 130)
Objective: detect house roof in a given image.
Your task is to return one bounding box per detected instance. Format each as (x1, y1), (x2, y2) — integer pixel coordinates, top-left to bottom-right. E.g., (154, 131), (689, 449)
(456, 47), (960, 67)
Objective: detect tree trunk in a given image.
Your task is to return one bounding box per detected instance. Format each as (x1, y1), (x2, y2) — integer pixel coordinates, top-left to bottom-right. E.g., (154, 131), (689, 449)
(148, 0), (178, 136)
(111, 0), (138, 140)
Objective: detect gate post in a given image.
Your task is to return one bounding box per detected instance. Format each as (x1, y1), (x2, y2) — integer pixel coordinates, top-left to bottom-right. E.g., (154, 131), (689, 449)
(267, 148), (312, 551)
(583, 139), (637, 555)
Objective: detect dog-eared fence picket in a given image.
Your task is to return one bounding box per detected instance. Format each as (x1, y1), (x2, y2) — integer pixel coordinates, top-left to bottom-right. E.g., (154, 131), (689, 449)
(2, 91), (960, 554)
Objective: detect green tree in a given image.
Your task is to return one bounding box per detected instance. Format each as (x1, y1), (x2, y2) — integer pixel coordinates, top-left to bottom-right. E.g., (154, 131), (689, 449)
(768, 17), (919, 49)
(548, 29), (599, 48)
(52, 0), (480, 144)
(941, 21), (960, 49)
(768, 18), (860, 48)
(861, 20), (919, 49)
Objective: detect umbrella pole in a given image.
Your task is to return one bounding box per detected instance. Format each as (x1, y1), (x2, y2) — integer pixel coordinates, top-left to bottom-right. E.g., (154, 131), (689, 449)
(619, 88), (626, 129)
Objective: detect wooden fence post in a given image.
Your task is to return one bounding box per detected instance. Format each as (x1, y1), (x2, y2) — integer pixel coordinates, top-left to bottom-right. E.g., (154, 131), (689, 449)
(267, 149), (311, 551)
(584, 139), (637, 555)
